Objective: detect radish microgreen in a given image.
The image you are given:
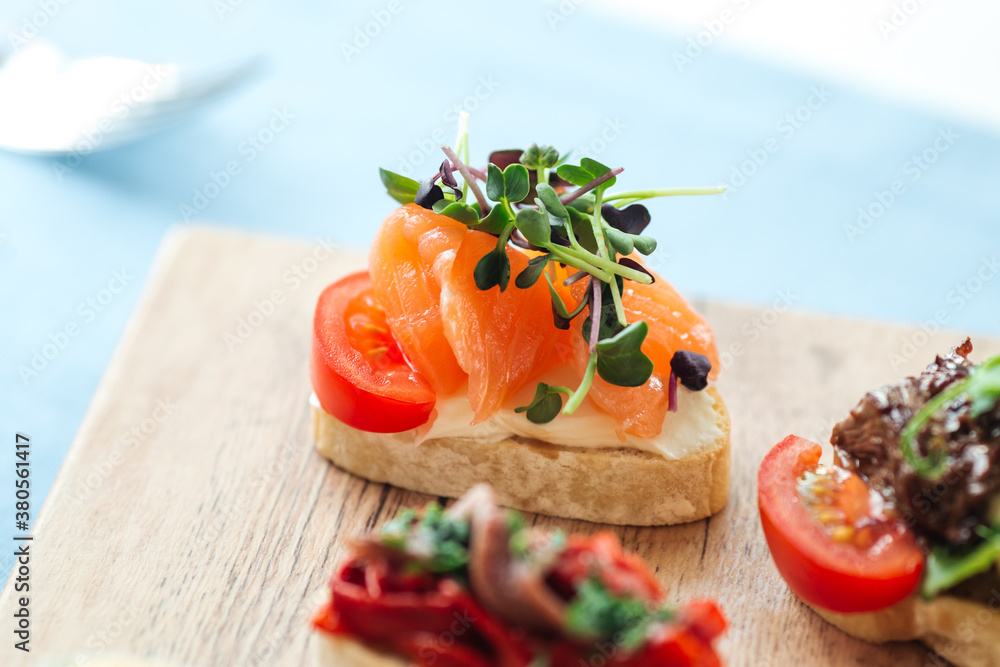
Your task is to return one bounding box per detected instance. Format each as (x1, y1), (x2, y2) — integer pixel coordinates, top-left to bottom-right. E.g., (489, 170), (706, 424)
(378, 114), (724, 424)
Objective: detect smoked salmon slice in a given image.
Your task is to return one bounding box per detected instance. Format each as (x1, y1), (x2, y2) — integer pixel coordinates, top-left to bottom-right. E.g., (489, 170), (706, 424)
(440, 231), (570, 424)
(368, 204), (468, 395)
(571, 270), (719, 439)
(370, 204), (716, 437)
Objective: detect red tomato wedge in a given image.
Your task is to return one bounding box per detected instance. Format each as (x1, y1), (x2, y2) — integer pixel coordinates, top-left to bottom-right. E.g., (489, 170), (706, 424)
(311, 271), (435, 432)
(758, 435), (925, 613)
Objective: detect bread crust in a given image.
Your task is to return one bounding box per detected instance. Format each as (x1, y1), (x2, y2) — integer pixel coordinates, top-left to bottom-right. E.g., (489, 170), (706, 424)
(312, 387), (730, 526)
(806, 593), (1000, 667)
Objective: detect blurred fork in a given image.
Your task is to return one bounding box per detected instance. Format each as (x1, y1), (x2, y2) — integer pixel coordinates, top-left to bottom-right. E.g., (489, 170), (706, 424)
(0, 27), (259, 156)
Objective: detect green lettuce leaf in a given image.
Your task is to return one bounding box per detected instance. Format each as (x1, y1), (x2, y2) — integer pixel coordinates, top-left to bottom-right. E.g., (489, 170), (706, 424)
(921, 524), (1000, 599)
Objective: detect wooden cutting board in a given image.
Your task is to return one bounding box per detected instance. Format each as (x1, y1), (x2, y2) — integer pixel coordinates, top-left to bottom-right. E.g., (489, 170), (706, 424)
(4, 226), (997, 667)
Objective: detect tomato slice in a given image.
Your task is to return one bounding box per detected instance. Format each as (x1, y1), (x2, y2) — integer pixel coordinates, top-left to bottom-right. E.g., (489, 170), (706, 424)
(758, 435), (925, 613)
(311, 271), (435, 432)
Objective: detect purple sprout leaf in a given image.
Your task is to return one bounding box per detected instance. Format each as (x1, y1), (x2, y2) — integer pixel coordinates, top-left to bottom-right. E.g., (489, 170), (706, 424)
(601, 203), (651, 235)
(670, 351), (712, 391)
(415, 177), (445, 209)
(439, 160), (460, 190)
(617, 257), (655, 283)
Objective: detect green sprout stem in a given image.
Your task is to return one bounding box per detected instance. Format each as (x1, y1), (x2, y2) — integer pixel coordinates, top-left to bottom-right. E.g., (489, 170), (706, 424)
(591, 187), (627, 326)
(496, 223), (515, 252)
(502, 198), (517, 220)
(453, 112), (470, 201)
(457, 112), (470, 201)
(609, 274), (627, 326)
(590, 187), (609, 260)
(603, 186), (727, 203)
(900, 385), (956, 479)
(564, 352), (598, 415)
(552, 245), (650, 283)
(564, 223), (582, 251)
(545, 273), (589, 319)
(547, 246), (612, 283)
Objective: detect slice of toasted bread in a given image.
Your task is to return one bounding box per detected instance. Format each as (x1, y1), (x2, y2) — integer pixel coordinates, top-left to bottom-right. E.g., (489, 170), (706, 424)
(806, 593), (1000, 667)
(312, 387), (730, 526)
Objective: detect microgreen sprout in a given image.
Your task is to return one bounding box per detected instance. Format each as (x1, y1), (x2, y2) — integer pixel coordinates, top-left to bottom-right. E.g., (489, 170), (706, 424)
(378, 113), (725, 424)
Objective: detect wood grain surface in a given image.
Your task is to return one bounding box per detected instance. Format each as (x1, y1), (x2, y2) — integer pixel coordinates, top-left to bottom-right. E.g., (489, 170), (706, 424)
(4, 226), (997, 667)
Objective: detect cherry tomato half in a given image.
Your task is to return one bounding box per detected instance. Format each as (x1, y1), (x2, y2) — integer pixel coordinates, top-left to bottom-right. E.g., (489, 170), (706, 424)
(310, 271), (434, 432)
(758, 435), (925, 613)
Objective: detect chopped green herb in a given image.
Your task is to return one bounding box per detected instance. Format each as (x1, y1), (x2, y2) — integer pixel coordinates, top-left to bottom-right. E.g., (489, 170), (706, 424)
(379, 502), (471, 574)
(565, 578), (673, 651)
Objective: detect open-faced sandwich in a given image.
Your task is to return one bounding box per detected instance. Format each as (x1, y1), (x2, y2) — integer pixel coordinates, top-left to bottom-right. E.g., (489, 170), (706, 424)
(310, 117), (730, 525)
(758, 340), (1000, 666)
(312, 484), (728, 666)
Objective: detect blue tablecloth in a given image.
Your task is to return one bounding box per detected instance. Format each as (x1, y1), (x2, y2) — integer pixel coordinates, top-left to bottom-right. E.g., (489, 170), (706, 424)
(2, 0), (999, 575)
